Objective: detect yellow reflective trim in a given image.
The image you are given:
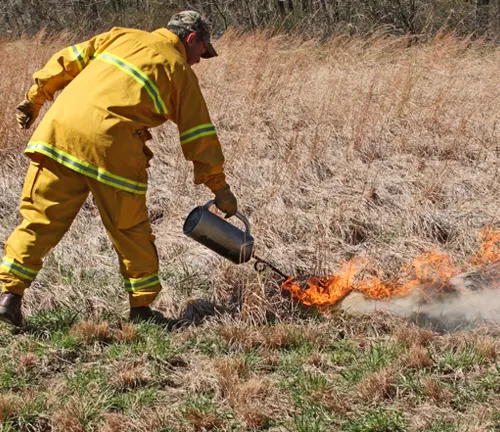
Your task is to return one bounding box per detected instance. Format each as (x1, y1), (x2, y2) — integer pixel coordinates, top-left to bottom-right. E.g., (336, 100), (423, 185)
(180, 123), (214, 138)
(75, 44), (89, 65)
(124, 273), (160, 292)
(0, 264), (33, 281)
(1, 258), (37, 281)
(181, 130), (217, 145)
(124, 280), (161, 292)
(25, 142), (148, 195)
(180, 123), (217, 145)
(93, 51), (167, 115)
(69, 45), (87, 72)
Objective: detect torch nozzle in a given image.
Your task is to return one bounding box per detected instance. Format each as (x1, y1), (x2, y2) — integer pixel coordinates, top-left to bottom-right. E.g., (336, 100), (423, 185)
(253, 255), (290, 280)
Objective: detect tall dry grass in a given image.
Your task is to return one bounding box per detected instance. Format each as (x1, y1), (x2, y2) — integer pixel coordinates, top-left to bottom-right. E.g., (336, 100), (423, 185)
(1, 30), (500, 322)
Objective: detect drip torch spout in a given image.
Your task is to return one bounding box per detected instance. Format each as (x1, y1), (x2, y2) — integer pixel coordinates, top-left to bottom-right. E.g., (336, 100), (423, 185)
(253, 255), (290, 280)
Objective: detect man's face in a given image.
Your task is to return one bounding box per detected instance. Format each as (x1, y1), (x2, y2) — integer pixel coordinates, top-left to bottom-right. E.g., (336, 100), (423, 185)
(184, 33), (207, 65)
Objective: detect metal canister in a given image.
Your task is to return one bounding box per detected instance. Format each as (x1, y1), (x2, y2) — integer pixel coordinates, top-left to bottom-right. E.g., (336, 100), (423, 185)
(183, 201), (254, 264)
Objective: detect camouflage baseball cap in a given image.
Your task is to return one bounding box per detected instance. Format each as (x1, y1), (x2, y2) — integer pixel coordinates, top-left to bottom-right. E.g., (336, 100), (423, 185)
(168, 10), (217, 59)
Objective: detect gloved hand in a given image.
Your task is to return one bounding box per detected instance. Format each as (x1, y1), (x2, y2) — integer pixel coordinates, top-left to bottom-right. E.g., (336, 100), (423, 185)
(16, 99), (43, 129)
(214, 184), (238, 218)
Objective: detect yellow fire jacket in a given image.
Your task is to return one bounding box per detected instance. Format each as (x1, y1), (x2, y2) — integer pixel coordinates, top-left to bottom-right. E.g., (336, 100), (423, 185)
(25, 28), (226, 194)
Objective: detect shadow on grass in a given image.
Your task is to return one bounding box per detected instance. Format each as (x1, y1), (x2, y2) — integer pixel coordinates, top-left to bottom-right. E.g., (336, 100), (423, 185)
(12, 299), (224, 336)
(128, 298), (226, 331)
(169, 298), (224, 329)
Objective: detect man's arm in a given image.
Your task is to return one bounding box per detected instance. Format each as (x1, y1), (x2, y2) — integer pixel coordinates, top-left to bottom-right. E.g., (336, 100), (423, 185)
(170, 63), (237, 217)
(17, 30), (112, 129)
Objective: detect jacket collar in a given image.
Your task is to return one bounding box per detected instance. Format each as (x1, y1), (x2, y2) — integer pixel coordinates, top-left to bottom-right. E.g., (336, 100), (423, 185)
(153, 28), (187, 61)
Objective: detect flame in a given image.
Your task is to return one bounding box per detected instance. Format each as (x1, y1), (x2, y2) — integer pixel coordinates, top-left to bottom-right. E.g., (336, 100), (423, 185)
(472, 226), (500, 265)
(281, 227), (500, 309)
(282, 259), (358, 307)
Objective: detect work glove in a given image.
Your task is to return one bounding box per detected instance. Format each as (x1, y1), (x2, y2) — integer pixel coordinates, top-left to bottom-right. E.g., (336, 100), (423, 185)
(16, 99), (43, 129)
(214, 184), (238, 218)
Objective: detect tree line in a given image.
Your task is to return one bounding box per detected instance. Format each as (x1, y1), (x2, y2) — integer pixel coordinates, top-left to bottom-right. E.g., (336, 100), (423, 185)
(1, 0), (500, 40)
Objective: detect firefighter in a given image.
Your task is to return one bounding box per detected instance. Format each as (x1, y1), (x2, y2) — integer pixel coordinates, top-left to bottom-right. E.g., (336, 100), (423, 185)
(0, 11), (237, 327)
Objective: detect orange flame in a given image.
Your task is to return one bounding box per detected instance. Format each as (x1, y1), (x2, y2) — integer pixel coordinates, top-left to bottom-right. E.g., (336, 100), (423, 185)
(472, 226), (500, 265)
(281, 227), (500, 309)
(282, 259), (358, 307)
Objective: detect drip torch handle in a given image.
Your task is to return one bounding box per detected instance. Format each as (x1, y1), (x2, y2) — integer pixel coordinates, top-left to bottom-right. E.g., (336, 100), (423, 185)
(203, 200), (252, 235)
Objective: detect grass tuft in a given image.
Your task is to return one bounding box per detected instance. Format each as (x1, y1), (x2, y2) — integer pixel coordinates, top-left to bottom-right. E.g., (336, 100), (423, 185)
(113, 362), (150, 391)
(70, 320), (112, 344)
(0, 394), (21, 421)
(358, 367), (397, 402)
(344, 409), (406, 432)
(114, 322), (138, 342)
(422, 377), (451, 405)
(404, 344), (434, 369)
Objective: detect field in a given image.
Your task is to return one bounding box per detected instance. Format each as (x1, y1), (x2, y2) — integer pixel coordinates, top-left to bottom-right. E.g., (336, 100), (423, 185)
(0, 30), (499, 431)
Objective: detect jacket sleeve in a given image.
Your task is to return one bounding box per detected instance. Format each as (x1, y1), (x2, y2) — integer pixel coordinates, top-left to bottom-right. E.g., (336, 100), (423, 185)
(26, 31), (112, 105)
(169, 62), (227, 193)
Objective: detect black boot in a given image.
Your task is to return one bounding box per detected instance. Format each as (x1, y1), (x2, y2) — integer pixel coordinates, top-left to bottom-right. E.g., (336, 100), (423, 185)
(0, 293), (24, 327)
(129, 306), (185, 330)
(129, 306), (166, 324)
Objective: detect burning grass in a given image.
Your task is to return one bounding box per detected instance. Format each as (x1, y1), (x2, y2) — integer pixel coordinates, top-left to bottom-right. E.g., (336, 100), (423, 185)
(282, 227), (500, 311)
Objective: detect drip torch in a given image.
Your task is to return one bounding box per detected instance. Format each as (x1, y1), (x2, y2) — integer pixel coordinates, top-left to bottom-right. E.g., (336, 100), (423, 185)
(183, 200), (289, 279)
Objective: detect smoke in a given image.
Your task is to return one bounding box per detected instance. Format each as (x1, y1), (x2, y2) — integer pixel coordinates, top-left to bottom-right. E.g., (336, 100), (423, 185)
(341, 264), (500, 331)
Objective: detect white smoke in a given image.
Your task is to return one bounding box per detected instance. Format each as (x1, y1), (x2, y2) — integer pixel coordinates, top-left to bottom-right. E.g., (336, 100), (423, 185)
(341, 264), (500, 329)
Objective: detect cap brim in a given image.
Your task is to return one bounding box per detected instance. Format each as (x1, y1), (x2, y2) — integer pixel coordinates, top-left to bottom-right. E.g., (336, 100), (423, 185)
(201, 41), (218, 59)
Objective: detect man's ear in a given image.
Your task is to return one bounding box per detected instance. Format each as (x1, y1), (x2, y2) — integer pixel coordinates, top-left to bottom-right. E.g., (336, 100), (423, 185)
(185, 32), (197, 44)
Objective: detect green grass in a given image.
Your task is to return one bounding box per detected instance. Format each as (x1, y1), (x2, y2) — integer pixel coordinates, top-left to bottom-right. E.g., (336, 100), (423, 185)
(1, 395), (50, 431)
(440, 343), (493, 370)
(343, 409), (406, 432)
(0, 309), (499, 431)
(328, 339), (360, 365)
(339, 342), (401, 384)
(22, 307), (79, 339)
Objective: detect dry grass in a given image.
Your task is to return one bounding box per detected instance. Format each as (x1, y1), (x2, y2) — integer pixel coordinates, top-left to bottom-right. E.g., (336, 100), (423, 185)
(113, 361), (150, 390)
(422, 376), (451, 405)
(16, 352), (39, 372)
(218, 321), (332, 353)
(100, 413), (131, 432)
(394, 326), (435, 347)
(312, 385), (351, 414)
(403, 343), (435, 369)
(51, 410), (86, 432)
(230, 377), (275, 428)
(183, 406), (224, 431)
(0, 313), (498, 431)
(1, 29), (500, 432)
(0, 393), (21, 421)
(358, 367), (398, 401)
(114, 322), (138, 342)
(1, 30), (500, 323)
(70, 320), (112, 344)
(215, 358), (276, 428)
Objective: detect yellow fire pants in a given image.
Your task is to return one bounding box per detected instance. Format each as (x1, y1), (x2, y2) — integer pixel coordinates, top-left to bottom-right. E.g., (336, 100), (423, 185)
(0, 154), (161, 307)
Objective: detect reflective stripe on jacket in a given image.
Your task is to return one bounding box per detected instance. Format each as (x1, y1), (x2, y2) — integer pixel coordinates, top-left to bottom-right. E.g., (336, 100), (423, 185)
(26, 28), (226, 194)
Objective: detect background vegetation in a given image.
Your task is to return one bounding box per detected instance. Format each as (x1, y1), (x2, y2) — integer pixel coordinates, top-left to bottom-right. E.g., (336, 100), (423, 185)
(2, 0), (500, 40)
